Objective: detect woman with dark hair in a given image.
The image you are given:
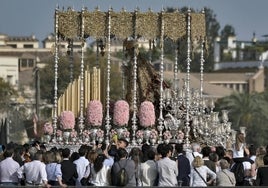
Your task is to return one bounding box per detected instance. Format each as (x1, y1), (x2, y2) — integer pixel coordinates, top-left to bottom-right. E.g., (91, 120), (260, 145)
(90, 154), (112, 186)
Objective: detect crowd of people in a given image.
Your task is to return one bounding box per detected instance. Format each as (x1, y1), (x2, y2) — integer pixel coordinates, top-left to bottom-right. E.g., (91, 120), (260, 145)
(0, 131), (268, 187)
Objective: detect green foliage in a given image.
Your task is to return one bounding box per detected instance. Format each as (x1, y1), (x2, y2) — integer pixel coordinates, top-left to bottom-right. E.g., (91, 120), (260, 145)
(0, 78), (17, 111)
(215, 92), (268, 146)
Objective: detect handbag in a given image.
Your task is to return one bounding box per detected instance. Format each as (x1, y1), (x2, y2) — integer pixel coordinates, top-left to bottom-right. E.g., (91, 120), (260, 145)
(80, 164), (95, 186)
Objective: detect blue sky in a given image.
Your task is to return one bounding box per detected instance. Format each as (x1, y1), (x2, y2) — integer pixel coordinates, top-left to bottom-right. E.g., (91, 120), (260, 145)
(1, 0), (267, 43)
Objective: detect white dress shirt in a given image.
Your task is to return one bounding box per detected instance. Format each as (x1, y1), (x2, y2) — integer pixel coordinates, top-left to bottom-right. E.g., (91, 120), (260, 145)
(157, 157), (179, 186)
(91, 165), (111, 186)
(140, 160), (158, 186)
(73, 156), (89, 186)
(0, 157), (20, 183)
(17, 160), (48, 185)
(46, 162), (62, 181)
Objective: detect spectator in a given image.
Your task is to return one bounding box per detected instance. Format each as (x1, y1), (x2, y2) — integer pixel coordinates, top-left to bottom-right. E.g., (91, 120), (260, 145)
(73, 145), (89, 186)
(60, 148), (78, 186)
(140, 149), (158, 186)
(17, 150), (51, 187)
(190, 156), (216, 187)
(157, 144), (178, 186)
(0, 148), (20, 186)
(175, 143), (191, 186)
(216, 159), (236, 186)
(255, 154), (268, 186)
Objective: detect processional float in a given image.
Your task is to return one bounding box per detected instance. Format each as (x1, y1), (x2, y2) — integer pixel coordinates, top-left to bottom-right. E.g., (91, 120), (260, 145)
(43, 6), (236, 151)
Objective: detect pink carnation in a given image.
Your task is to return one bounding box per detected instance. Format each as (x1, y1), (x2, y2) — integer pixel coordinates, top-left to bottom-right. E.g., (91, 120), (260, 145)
(163, 130), (172, 139)
(87, 100), (103, 127)
(43, 122), (53, 135)
(60, 111), (75, 130)
(139, 101), (155, 128)
(113, 100), (129, 127)
(70, 129), (78, 138)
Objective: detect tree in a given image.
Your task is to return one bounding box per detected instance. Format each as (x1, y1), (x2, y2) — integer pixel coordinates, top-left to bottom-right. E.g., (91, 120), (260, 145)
(0, 78), (17, 112)
(215, 92), (268, 146)
(220, 24), (236, 44)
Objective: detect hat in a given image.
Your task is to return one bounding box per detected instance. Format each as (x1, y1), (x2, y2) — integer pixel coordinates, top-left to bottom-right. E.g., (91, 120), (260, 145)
(118, 137), (129, 147)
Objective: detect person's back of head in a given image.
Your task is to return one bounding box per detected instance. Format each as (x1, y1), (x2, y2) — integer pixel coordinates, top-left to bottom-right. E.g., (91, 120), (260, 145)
(3, 148), (14, 158)
(201, 146), (212, 157)
(263, 154), (268, 165)
(62, 148), (71, 158)
(78, 145), (88, 157)
(192, 156), (204, 168)
(249, 144), (256, 156)
(34, 150), (43, 161)
(175, 143), (184, 154)
(147, 149), (156, 161)
(209, 152), (219, 162)
(118, 148), (128, 159)
(192, 143), (201, 153)
(219, 159), (230, 170)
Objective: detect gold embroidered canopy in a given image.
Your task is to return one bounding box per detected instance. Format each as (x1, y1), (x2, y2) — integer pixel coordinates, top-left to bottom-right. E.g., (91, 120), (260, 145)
(56, 8), (206, 41)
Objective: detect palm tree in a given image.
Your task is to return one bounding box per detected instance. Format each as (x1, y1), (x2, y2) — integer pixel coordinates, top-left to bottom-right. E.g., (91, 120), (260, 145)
(216, 92), (268, 146)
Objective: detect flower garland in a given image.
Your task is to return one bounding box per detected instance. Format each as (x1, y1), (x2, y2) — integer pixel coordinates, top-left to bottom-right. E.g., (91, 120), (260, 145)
(163, 130), (172, 140)
(139, 101), (155, 128)
(87, 100), (103, 127)
(43, 122), (53, 135)
(60, 111), (75, 130)
(150, 129), (158, 139)
(113, 100), (129, 127)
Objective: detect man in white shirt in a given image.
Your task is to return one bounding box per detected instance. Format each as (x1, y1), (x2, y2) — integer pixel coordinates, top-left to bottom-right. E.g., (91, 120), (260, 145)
(73, 145), (89, 186)
(0, 148), (20, 186)
(157, 144), (178, 186)
(17, 150), (50, 187)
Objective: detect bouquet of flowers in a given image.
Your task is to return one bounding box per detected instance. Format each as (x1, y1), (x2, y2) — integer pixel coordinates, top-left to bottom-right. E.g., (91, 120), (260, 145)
(138, 101), (155, 128)
(87, 100), (103, 127)
(113, 100), (129, 127)
(163, 130), (172, 140)
(60, 111), (75, 130)
(83, 129), (91, 138)
(150, 129), (158, 139)
(136, 130), (144, 139)
(56, 129), (62, 137)
(122, 129), (130, 140)
(177, 130), (185, 140)
(43, 122), (53, 135)
(70, 129), (78, 138)
(96, 129), (104, 139)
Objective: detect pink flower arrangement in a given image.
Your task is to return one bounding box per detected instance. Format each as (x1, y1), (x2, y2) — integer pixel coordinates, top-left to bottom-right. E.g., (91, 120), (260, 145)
(70, 129), (78, 138)
(43, 122), (53, 135)
(87, 100), (103, 127)
(150, 129), (158, 139)
(96, 129), (104, 138)
(83, 129), (90, 138)
(56, 129), (62, 137)
(113, 100), (129, 127)
(163, 130), (172, 140)
(60, 111), (75, 130)
(177, 130), (185, 140)
(139, 101), (155, 128)
(122, 129), (130, 138)
(136, 130), (144, 138)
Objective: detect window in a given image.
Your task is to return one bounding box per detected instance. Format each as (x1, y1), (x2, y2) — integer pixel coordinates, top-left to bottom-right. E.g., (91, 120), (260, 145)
(21, 59), (28, 68)
(8, 44), (17, 48)
(23, 44), (34, 48)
